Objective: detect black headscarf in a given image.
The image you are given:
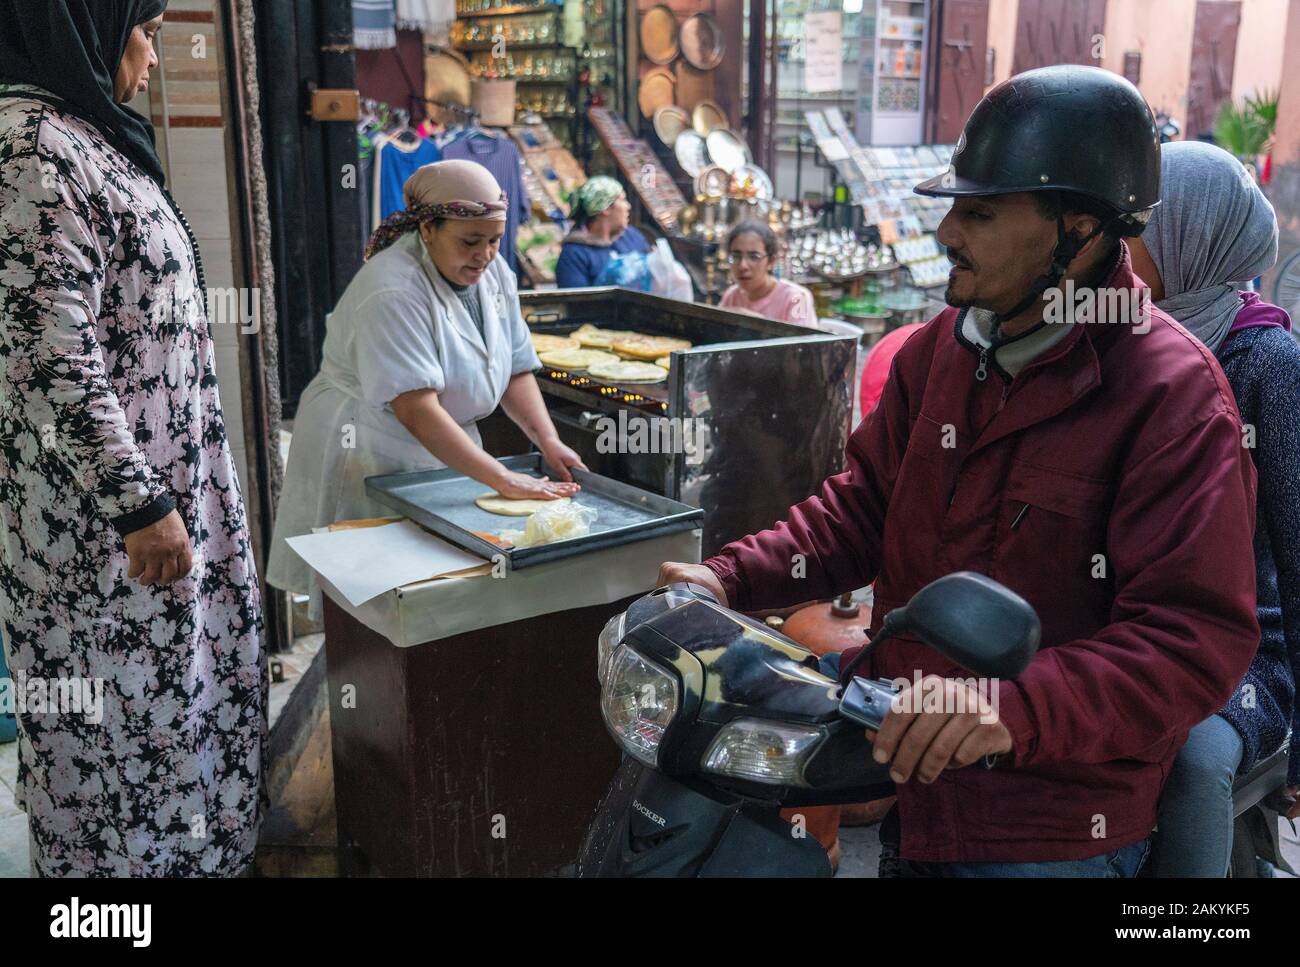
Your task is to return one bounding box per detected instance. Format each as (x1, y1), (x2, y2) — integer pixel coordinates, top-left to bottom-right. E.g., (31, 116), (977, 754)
(0, 0), (169, 184)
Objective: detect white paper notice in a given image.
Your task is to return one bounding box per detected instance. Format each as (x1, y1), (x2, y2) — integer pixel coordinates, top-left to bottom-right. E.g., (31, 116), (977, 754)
(286, 520), (488, 606)
(805, 11), (844, 94)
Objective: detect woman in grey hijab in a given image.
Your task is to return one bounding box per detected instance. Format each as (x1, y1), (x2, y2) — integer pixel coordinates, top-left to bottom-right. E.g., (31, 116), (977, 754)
(1130, 140), (1300, 876)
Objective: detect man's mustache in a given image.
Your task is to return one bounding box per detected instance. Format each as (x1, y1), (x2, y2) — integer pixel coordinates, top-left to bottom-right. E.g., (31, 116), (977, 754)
(945, 247), (973, 270)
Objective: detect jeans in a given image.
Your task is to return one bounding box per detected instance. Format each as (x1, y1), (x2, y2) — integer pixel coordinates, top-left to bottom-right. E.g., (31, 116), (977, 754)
(0, 627), (15, 744)
(1150, 713), (1244, 877)
(900, 841), (1151, 877)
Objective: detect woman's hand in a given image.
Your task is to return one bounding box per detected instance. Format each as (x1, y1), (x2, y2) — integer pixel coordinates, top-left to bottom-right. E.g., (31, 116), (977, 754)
(492, 470), (580, 501)
(124, 510), (194, 586)
(539, 439), (587, 482)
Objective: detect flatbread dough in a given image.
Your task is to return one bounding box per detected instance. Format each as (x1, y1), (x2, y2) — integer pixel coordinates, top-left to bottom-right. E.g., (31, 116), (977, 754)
(612, 335), (692, 359)
(475, 493), (572, 516)
(587, 360), (669, 383)
(538, 348), (620, 370)
(655, 356), (671, 369)
(531, 333), (581, 353)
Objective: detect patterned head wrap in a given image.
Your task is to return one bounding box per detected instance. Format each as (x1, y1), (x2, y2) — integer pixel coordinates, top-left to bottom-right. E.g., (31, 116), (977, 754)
(365, 159), (507, 260)
(570, 175), (625, 226)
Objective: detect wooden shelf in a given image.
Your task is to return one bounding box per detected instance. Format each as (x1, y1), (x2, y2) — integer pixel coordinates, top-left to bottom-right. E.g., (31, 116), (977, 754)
(456, 3), (563, 17)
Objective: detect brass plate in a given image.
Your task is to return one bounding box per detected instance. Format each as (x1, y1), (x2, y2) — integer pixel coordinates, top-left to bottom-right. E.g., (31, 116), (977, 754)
(638, 68), (676, 119)
(652, 104), (691, 146)
(705, 127), (751, 173)
(640, 5), (679, 66)
(680, 12), (724, 71)
(691, 99), (728, 135)
(674, 130), (709, 177)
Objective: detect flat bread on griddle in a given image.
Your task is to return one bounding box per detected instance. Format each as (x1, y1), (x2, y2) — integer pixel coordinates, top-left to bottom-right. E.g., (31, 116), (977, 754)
(538, 348), (620, 370)
(575, 325), (639, 348)
(531, 333), (581, 353)
(611, 335), (692, 360)
(587, 360), (669, 383)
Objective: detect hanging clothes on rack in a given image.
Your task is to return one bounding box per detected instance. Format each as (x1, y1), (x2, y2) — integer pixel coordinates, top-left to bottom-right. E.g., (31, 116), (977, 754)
(375, 123), (442, 222)
(395, 0), (455, 37)
(353, 0), (397, 50)
(357, 100), (390, 250)
(442, 128), (529, 272)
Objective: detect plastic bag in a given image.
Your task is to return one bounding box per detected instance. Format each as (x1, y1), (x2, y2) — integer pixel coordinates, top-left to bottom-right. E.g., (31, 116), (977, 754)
(647, 238), (694, 301)
(500, 500), (599, 548)
(595, 251), (653, 291)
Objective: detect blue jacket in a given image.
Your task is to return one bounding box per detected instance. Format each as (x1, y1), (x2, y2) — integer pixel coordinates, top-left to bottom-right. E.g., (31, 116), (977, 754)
(555, 227), (649, 288)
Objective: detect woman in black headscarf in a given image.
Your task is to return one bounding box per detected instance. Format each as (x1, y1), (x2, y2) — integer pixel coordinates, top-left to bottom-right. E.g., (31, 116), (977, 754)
(0, 2), (266, 877)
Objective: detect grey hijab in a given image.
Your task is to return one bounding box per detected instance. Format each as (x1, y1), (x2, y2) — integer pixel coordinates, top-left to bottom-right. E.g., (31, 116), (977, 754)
(1142, 140), (1278, 352)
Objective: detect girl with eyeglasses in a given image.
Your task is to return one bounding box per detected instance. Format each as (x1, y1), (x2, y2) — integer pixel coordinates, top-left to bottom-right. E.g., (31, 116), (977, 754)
(719, 220), (817, 327)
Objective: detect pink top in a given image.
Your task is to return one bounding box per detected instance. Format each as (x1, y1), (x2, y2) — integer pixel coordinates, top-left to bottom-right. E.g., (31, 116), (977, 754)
(720, 279), (818, 327)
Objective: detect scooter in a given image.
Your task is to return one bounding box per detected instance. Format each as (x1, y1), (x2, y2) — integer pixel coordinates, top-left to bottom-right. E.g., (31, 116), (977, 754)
(577, 571), (1040, 876)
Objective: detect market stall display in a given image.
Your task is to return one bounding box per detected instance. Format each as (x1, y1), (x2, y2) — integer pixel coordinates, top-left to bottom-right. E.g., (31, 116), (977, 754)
(587, 106), (687, 233)
(453, 1), (579, 140)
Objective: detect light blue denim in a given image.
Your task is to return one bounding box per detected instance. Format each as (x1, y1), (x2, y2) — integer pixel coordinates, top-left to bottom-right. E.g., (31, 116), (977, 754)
(1151, 713), (1244, 877)
(0, 627), (15, 744)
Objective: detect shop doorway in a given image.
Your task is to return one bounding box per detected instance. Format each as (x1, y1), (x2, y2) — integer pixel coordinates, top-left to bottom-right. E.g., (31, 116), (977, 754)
(1010, 0), (1105, 75)
(927, 0), (989, 144)
(1185, 0), (1241, 140)
(256, 0), (364, 420)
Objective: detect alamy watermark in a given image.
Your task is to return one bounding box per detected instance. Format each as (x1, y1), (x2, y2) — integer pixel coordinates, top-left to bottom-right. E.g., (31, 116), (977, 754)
(1, 671), (104, 724)
(1043, 281), (1152, 333)
(146, 283), (261, 334)
(887, 670), (1001, 725)
(594, 410), (709, 466)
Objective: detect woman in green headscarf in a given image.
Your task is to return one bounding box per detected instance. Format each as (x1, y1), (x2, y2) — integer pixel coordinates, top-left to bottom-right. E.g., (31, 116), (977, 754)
(0, 1), (265, 877)
(554, 175), (651, 288)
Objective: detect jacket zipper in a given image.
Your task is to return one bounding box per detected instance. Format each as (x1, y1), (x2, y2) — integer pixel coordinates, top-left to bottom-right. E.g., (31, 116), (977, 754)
(975, 346), (989, 382)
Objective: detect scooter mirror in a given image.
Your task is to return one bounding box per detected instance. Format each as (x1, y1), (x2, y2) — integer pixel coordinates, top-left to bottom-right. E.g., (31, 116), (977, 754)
(890, 571), (1039, 679)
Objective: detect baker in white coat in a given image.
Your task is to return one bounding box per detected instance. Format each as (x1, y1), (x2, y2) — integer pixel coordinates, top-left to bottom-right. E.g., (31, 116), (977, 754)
(268, 160), (584, 603)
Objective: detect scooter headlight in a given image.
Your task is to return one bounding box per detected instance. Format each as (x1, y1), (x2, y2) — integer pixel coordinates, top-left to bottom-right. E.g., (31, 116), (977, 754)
(596, 611), (627, 684)
(600, 644), (679, 767)
(702, 719), (824, 787)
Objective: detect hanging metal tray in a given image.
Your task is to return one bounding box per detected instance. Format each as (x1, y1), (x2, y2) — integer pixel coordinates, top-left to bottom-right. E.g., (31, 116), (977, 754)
(365, 453), (703, 570)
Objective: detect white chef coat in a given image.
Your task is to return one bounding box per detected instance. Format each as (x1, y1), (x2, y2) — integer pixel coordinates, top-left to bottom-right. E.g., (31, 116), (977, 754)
(267, 231), (541, 597)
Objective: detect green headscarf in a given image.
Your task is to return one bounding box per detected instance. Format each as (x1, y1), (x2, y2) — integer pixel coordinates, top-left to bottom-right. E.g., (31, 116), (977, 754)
(571, 176), (625, 226)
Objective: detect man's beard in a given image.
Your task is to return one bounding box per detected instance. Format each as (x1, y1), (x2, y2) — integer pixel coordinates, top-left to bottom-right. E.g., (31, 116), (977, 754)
(944, 279), (975, 308)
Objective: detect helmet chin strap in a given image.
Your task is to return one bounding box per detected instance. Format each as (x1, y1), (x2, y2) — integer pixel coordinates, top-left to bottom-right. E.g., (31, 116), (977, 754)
(991, 215), (1107, 338)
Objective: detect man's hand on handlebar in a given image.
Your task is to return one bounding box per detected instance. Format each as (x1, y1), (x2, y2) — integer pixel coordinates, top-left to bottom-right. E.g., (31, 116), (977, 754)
(656, 562), (728, 608)
(866, 675), (1013, 784)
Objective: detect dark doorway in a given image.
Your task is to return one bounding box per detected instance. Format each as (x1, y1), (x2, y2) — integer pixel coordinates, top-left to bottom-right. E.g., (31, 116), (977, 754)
(1011, 0), (1106, 75)
(1186, 0), (1241, 140)
(256, 0), (364, 419)
(928, 0), (990, 144)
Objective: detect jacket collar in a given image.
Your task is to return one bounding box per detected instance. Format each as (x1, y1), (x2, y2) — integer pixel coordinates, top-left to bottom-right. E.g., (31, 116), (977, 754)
(958, 242), (1139, 455)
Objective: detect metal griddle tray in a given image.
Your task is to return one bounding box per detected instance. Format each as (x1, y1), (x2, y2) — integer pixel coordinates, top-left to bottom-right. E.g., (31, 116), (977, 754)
(365, 453), (703, 570)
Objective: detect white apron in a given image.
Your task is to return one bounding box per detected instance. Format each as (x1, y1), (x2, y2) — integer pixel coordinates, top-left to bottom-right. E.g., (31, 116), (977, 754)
(267, 235), (539, 598)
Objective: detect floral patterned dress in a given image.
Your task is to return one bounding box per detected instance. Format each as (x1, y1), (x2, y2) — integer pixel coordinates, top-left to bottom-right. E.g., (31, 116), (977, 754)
(0, 88), (266, 876)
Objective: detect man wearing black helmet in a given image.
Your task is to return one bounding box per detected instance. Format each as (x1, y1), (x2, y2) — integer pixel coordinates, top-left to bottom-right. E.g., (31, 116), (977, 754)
(659, 66), (1259, 875)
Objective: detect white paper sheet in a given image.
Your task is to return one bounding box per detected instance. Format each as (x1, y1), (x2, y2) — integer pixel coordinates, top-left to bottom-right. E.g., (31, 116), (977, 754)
(286, 520), (488, 607)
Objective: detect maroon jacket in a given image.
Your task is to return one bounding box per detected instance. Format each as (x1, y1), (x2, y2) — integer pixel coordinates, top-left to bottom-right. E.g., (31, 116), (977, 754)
(704, 250), (1259, 862)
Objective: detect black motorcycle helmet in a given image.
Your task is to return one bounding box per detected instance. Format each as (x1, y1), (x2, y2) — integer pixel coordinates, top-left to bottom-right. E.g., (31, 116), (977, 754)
(916, 65), (1162, 323)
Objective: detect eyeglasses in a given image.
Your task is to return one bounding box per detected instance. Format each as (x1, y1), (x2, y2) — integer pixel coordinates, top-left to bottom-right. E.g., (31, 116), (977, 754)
(727, 251), (769, 265)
